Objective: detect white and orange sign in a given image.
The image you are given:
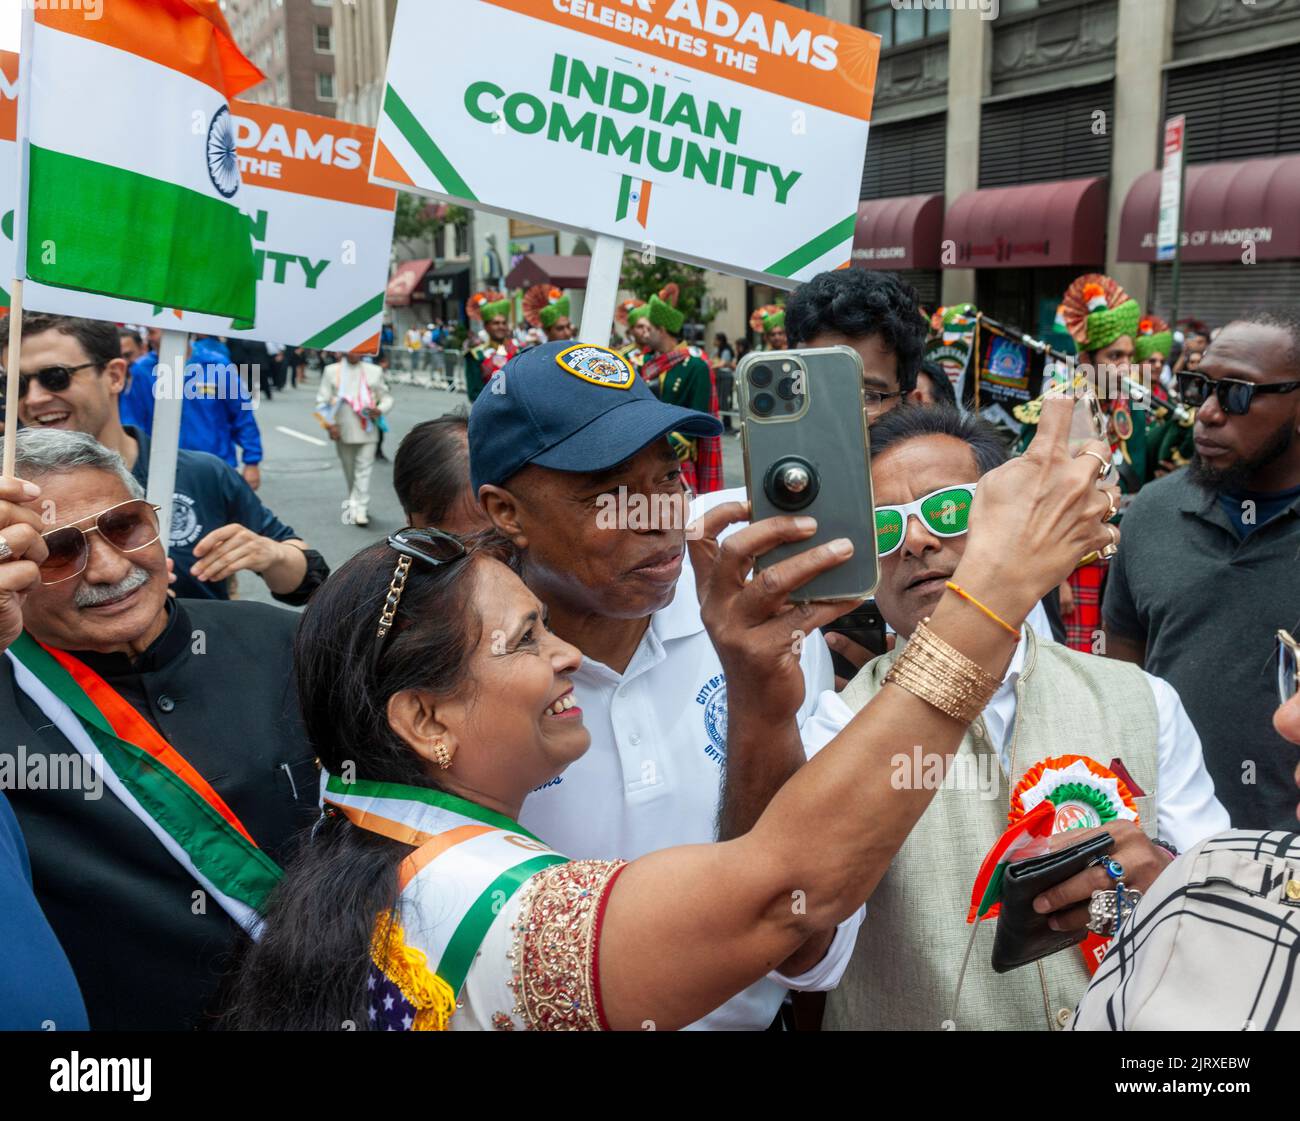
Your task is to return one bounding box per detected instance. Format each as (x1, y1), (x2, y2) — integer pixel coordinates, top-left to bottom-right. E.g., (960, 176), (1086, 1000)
(372, 0), (879, 287)
(0, 52), (396, 352)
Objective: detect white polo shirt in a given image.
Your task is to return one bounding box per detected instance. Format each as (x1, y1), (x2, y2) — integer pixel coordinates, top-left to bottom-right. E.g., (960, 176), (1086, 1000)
(518, 491), (862, 1030)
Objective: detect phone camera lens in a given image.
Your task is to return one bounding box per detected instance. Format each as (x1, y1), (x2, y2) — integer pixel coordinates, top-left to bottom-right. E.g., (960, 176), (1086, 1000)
(749, 364), (774, 389)
(751, 392), (776, 417)
(777, 375), (798, 400)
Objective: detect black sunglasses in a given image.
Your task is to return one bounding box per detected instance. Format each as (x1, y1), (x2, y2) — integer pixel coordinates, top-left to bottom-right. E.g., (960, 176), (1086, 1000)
(0, 361), (101, 400)
(1177, 371), (1300, 417)
(371, 528), (469, 675)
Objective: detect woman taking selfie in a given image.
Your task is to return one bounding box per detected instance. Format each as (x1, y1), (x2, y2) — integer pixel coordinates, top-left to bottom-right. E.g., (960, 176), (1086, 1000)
(225, 399), (1117, 1031)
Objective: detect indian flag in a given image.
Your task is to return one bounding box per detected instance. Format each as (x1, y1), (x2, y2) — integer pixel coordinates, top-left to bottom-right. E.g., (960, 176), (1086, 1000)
(616, 174), (652, 227)
(22, 0), (263, 320)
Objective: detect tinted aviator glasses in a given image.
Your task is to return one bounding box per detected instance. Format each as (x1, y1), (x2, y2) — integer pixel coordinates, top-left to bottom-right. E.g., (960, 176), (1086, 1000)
(874, 484), (977, 557)
(371, 528), (469, 674)
(0, 361), (100, 399)
(39, 499), (162, 585)
(1177, 371), (1300, 416)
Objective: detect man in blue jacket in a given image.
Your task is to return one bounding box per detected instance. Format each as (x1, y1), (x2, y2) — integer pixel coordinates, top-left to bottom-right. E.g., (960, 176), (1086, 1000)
(179, 335), (264, 491)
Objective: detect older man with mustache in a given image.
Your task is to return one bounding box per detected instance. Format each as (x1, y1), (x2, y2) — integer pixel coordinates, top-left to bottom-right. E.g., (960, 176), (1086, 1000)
(0, 428), (316, 1030)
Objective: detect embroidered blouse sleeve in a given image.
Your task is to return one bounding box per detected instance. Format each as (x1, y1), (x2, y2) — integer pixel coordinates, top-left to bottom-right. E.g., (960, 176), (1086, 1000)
(500, 858), (628, 1031)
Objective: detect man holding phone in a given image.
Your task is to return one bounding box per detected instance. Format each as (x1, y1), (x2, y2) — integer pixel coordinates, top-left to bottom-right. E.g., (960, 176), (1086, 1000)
(469, 341), (863, 1030)
(802, 405), (1227, 1031)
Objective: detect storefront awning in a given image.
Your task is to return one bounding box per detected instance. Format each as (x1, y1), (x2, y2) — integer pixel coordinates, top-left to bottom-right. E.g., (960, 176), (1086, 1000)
(942, 177), (1107, 269)
(424, 262), (471, 302)
(1117, 154), (1300, 263)
(386, 258), (433, 307)
(851, 194), (944, 270)
(505, 254), (591, 291)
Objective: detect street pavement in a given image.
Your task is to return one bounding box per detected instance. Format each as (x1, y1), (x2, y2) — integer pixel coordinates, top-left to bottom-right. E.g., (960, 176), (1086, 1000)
(234, 369), (746, 608)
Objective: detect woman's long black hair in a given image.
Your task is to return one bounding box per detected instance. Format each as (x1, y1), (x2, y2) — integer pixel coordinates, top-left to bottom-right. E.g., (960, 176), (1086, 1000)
(221, 532), (514, 1030)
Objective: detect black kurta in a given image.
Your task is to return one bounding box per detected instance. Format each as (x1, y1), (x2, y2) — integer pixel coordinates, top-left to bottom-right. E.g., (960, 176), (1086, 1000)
(3, 598), (318, 1030)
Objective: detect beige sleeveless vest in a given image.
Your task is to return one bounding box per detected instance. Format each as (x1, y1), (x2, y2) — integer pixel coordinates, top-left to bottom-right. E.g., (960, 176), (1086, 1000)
(823, 630), (1160, 1032)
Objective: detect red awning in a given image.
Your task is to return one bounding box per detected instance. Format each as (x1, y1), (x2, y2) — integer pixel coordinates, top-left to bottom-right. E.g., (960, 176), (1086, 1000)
(851, 193), (944, 270)
(505, 254), (591, 290)
(1117, 154), (1300, 263)
(386, 258), (433, 307)
(942, 177), (1107, 269)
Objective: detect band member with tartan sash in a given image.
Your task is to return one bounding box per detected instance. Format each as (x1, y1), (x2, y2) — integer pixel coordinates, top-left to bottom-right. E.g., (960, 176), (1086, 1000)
(464, 292), (519, 405)
(0, 429), (316, 1030)
(641, 289), (724, 494)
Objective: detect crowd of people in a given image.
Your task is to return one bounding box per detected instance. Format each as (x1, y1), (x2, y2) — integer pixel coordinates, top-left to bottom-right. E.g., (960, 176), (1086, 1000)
(1, 259), (1298, 1032)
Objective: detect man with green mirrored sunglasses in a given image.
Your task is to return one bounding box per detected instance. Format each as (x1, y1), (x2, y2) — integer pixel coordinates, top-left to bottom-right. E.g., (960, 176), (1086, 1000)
(803, 405), (1227, 1032)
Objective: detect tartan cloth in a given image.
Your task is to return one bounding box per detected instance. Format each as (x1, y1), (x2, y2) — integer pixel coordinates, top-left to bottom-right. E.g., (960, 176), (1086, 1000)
(1064, 559), (1106, 652)
(642, 346), (724, 494)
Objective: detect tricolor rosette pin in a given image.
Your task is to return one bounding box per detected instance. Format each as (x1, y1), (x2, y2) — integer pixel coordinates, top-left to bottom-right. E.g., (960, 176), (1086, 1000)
(1009, 755), (1139, 834)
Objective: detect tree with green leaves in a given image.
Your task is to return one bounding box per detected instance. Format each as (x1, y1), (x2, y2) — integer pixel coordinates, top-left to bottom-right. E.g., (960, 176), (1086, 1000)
(620, 252), (714, 327)
(392, 193), (469, 258)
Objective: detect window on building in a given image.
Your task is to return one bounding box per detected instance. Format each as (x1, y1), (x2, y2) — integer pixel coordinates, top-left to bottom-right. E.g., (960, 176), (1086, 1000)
(862, 1), (950, 49)
(1164, 42), (1300, 163)
(317, 72), (336, 102)
(454, 221), (469, 257)
(273, 28), (285, 60)
(314, 25), (333, 52)
(274, 75), (287, 105)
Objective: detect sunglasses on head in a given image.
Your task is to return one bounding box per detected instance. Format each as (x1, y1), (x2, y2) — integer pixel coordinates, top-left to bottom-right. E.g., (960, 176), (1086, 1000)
(1278, 629), (1300, 708)
(39, 499), (162, 585)
(1177, 371), (1300, 417)
(875, 483), (977, 558)
(371, 528), (470, 676)
(0, 361), (100, 400)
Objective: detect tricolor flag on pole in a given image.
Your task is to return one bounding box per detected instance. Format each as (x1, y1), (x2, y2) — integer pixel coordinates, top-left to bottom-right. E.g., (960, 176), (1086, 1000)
(18, 0), (263, 321)
(616, 174), (652, 228)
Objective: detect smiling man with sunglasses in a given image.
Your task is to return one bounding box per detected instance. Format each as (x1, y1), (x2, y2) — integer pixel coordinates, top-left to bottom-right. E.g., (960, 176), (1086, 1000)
(802, 405), (1227, 1032)
(1104, 311), (1300, 830)
(13, 314), (326, 604)
(0, 429), (318, 1029)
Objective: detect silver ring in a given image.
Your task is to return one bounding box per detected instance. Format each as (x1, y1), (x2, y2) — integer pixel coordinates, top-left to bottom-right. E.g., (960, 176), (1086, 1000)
(0, 534), (11, 562)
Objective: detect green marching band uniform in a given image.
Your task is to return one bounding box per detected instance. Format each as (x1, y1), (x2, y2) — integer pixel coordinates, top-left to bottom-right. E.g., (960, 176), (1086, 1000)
(464, 295), (519, 405)
(640, 292), (723, 493)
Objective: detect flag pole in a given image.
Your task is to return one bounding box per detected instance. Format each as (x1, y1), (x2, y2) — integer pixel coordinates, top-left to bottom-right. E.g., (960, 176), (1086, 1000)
(147, 329), (189, 546)
(578, 234), (624, 347)
(3, 6), (36, 478)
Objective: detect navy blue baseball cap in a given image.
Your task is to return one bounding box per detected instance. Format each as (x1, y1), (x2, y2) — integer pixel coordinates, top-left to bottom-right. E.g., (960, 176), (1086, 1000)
(469, 341), (722, 492)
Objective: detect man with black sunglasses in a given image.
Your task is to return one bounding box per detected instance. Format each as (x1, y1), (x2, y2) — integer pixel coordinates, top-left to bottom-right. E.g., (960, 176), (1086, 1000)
(14, 314), (327, 604)
(1104, 311), (1300, 830)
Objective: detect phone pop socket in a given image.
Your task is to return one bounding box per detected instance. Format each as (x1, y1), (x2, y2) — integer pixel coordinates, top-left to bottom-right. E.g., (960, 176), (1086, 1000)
(764, 455), (820, 512)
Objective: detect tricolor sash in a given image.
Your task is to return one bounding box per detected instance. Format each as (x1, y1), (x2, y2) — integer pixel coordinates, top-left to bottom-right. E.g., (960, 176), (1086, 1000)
(322, 772), (568, 999)
(6, 632), (282, 934)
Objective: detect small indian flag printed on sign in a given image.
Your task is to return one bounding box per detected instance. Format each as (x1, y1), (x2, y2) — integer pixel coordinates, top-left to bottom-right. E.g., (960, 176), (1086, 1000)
(616, 174), (652, 227)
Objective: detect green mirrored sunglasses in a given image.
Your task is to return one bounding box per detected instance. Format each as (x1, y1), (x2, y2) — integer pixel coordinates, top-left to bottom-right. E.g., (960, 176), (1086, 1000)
(875, 483), (977, 558)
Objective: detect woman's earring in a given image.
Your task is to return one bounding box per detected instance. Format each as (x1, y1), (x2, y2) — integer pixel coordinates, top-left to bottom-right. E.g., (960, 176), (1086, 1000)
(431, 739), (453, 770)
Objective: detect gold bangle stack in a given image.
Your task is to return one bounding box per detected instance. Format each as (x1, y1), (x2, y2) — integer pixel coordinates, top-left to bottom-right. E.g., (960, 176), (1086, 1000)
(883, 620), (1002, 725)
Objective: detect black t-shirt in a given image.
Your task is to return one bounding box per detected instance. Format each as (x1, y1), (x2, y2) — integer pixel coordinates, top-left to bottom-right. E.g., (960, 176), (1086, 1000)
(126, 426), (301, 602)
(1104, 469), (1300, 829)
(4, 599), (317, 1029)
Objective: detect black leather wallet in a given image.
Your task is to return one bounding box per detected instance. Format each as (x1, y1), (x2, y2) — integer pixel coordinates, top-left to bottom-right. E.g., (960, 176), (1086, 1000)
(991, 832), (1114, 974)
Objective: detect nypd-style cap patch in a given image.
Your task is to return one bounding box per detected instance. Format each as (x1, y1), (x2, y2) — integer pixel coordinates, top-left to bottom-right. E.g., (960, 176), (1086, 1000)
(555, 344), (634, 389)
